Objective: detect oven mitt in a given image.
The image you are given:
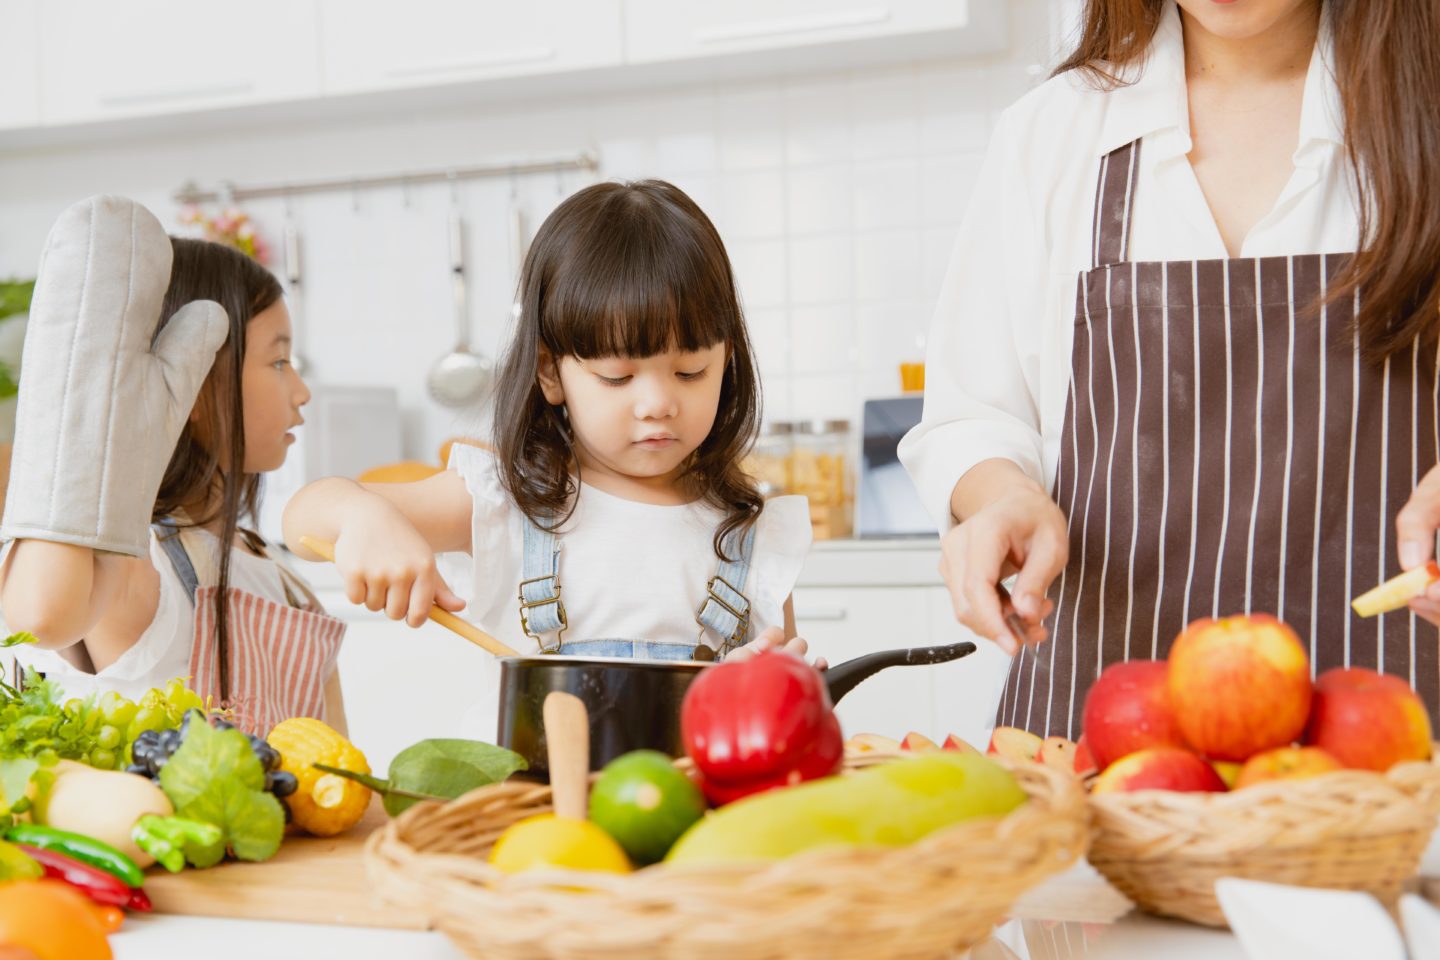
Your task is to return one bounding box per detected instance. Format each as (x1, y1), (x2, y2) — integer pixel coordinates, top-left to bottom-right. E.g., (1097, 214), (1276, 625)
(0, 195), (229, 558)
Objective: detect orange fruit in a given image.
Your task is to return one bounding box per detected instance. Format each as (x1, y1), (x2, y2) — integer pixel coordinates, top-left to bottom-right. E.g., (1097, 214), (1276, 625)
(0, 880), (112, 960)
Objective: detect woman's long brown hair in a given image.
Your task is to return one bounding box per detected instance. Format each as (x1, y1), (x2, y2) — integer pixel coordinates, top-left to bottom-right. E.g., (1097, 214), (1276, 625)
(492, 180), (763, 559)
(152, 239), (282, 699)
(1057, 0), (1440, 357)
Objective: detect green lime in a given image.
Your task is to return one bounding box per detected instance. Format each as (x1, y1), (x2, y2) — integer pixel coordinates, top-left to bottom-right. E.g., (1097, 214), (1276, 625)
(588, 751), (706, 865)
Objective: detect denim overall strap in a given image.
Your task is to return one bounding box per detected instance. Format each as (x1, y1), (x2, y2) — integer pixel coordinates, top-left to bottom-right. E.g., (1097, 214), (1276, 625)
(153, 520), (200, 603)
(518, 516), (567, 651)
(695, 525), (756, 656)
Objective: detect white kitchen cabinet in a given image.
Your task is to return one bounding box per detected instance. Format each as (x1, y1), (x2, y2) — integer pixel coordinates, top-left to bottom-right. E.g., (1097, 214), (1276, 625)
(318, 1), (623, 96)
(926, 587), (1013, 749)
(795, 585), (936, 740)
(37, 1), (321, 125)
(622, 0), (997, 64)
(0, 1), (40, 130)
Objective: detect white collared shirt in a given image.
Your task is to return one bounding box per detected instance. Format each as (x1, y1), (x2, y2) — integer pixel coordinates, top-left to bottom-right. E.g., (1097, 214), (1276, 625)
(899, 1), (1360, 531)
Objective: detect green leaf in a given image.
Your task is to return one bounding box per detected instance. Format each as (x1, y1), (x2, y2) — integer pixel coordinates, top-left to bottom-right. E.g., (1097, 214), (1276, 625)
(0, 634), (37, 650)
(0, 281), (33, 322)
(379, 739), (527, 816)
(0, 759), (37, 813)
(159, 719), (284, 866)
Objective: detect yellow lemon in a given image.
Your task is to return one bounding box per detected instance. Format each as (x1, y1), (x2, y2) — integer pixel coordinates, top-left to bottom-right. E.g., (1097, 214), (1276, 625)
(489, 814), (632, 875)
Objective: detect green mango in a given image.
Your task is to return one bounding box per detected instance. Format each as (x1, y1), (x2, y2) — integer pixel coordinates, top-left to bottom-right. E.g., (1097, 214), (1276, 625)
(665, 752), (1026, 865)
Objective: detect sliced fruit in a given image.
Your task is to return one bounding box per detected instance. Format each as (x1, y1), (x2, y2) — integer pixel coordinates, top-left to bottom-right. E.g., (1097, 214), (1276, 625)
(1073, 736), (1097, 776)
(1038, 736), (1077, 773)
(986, 726), (1043, 762)
(1352, 562), (1440, 617)
(845, 734), (902, 753)
(900, 732), (940, 752)
(588, 751), (706, 865)
(942, 734), (979, 754)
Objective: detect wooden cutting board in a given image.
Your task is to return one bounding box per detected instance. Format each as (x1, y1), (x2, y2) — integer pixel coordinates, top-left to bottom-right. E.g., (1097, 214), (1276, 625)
(144, 796), (428, 929)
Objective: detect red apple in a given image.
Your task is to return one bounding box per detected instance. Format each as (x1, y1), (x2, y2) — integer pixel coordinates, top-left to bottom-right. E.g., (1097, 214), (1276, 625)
(1073, 736), (1098, 777)
(1091, 747), (1228, 794)
(1304, 668), (1433, 771)
(942, 734), (979, 754)
(1234, 746), (1343, 788)
(900, 732), (940, 752)
(1167, 614), (1312, 762)
(1082, 660), (1187, 770)
(986, 726), (1044, 762)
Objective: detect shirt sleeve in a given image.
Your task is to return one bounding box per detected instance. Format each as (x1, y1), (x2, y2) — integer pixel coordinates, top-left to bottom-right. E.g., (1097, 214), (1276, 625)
(898, 104), (1050, 533)
(746, 495), (812, 635)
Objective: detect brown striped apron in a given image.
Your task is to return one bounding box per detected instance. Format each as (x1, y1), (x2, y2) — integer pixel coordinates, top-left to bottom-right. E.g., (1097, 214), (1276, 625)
(998, 138), (1440, 738)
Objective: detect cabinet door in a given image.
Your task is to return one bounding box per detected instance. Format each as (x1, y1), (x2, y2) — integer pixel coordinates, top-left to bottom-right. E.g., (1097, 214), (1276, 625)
(319, 0), (623, 95)
(0, 1), (40, 130)
(623, 0), (973, 64)
(794, 586), (935, 740)
(926, 588), (1014, 748)
(38, 1), (320, 125)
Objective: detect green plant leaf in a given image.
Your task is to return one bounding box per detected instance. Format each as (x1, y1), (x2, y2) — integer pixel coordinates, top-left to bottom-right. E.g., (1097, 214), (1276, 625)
(158, 718), (284, 866)
(332, 739), (527, 816)
(0, 759), (37, 813)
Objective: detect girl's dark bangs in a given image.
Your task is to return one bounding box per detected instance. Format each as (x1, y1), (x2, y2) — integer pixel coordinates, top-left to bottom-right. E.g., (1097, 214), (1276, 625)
(541, 217), (732, 360)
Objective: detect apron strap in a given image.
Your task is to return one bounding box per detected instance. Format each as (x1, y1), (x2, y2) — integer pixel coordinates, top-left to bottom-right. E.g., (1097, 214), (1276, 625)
(152, 519), (200, 604)
(518, 516), (567, 651)
(1091, 139), (1142, 270)
(695, 525), (757, 657)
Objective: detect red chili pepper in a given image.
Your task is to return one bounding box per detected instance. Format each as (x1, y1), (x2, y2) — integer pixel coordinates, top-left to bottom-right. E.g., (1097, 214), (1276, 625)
(14, 844), (135, 909)
(680, 650), (843, 805)
(126, 887), (153, 912)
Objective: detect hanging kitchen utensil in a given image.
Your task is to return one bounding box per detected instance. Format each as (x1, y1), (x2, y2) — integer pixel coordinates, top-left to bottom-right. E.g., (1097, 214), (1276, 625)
(426, 207), (492, 407)
(282, 199), (310, 376)
(299, 536), (519, 657)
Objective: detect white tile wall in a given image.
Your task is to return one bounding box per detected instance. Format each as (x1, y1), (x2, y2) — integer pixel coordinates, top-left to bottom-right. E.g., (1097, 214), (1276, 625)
(0, 1), (1061, 476)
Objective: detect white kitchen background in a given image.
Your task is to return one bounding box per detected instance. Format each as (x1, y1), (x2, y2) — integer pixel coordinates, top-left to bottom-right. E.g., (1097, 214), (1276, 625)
(0, 0), (1077, 766)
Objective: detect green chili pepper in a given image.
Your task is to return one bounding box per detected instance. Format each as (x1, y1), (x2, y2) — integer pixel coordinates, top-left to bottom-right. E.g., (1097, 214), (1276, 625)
(3, 823), (145, 887)
(131, 815), (223, 873)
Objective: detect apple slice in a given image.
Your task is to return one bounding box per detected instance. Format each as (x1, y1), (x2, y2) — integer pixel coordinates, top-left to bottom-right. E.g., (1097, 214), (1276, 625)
(1039, 736), (1077, 773)
(846, 733), (902, 753)
(1352, 561), (1440, 617)
(942, 734), (979, 755)
(900, 732), (941, 752)
(986, 726), (1044, 762)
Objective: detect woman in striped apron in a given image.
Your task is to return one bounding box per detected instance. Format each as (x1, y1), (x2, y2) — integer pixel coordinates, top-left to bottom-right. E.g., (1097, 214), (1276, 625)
(899, 0), (1440, 736)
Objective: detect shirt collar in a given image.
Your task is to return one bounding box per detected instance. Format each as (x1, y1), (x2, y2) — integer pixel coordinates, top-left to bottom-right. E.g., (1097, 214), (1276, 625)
(1093, 0), (1344, 158)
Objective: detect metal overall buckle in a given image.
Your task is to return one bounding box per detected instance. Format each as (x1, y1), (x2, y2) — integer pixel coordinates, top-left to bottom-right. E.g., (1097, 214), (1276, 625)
(696, 573), (750, 658)
(518, 573), (568, 653)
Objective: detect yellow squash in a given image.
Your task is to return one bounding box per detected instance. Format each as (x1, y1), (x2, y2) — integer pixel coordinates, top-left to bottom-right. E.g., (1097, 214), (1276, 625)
(267, 718), (371, 837)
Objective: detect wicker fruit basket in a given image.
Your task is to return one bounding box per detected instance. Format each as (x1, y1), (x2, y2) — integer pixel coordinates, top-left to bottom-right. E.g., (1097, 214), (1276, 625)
(1086, 754), (1440, 927)
(365, 752), (1089, 960)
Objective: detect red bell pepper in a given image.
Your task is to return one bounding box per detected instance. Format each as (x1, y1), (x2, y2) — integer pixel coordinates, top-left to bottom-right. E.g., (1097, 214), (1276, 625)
(680, 650), (843, 805)
(14, 844), (149, 911)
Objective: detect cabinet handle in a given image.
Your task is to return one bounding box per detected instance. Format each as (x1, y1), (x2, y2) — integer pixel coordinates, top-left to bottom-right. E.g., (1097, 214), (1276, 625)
(795, 608), (849, 622)
(386, 47), (556, 79)
(99, 82), (254, 109)
(695, 7), (890, 45)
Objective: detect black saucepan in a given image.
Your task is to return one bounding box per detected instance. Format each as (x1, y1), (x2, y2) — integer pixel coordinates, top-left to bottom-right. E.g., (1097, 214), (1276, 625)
(497, 641), (977, 781)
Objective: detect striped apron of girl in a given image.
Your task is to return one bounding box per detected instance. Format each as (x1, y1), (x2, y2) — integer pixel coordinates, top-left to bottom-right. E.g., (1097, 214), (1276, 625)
(998, 138), (1440, 738)
(156, 522), (346, 735)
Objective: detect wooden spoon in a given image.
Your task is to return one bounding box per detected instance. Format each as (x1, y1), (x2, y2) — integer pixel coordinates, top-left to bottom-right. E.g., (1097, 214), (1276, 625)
(542, 691), (589, 820)
(298, 535), (519, 658)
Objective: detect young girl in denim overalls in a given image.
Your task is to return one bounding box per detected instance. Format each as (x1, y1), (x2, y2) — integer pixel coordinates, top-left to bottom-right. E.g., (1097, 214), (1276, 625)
(285, 181), (814, 723)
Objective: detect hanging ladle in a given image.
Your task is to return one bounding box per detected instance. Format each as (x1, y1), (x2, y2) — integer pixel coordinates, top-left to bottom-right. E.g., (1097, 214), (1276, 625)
(427, 206), (492, 407)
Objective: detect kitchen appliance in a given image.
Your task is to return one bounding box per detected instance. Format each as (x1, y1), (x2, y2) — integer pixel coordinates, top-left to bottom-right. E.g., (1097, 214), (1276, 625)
(855, 396), (933, 538)
(256, 385), (403, 543)
(496, 641), (976, 781)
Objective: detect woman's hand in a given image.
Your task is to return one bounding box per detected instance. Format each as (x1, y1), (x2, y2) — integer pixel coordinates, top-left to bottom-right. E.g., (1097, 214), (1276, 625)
(1395, 463), (1440, 625)
(725, 626), (828, 670)
(940, 481), (1068, 656)
(332, 493), (465, 627)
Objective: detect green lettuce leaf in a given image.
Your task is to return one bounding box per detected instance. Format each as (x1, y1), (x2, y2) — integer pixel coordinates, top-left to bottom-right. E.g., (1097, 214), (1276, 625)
(159, 719), (283, 866)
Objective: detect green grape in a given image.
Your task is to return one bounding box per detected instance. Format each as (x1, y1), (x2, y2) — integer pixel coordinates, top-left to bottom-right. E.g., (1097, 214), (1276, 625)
(88, 748), (116, 769)
(62, 699), (85, 718)
(132, 705), (167, 734)
(96, 725), (121, 750)
(35, 749), (57, 767)
(98, 691), (138, 728)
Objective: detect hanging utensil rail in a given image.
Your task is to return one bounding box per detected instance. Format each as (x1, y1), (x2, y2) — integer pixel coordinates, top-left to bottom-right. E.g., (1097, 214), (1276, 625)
(173, 152), (599, 205)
